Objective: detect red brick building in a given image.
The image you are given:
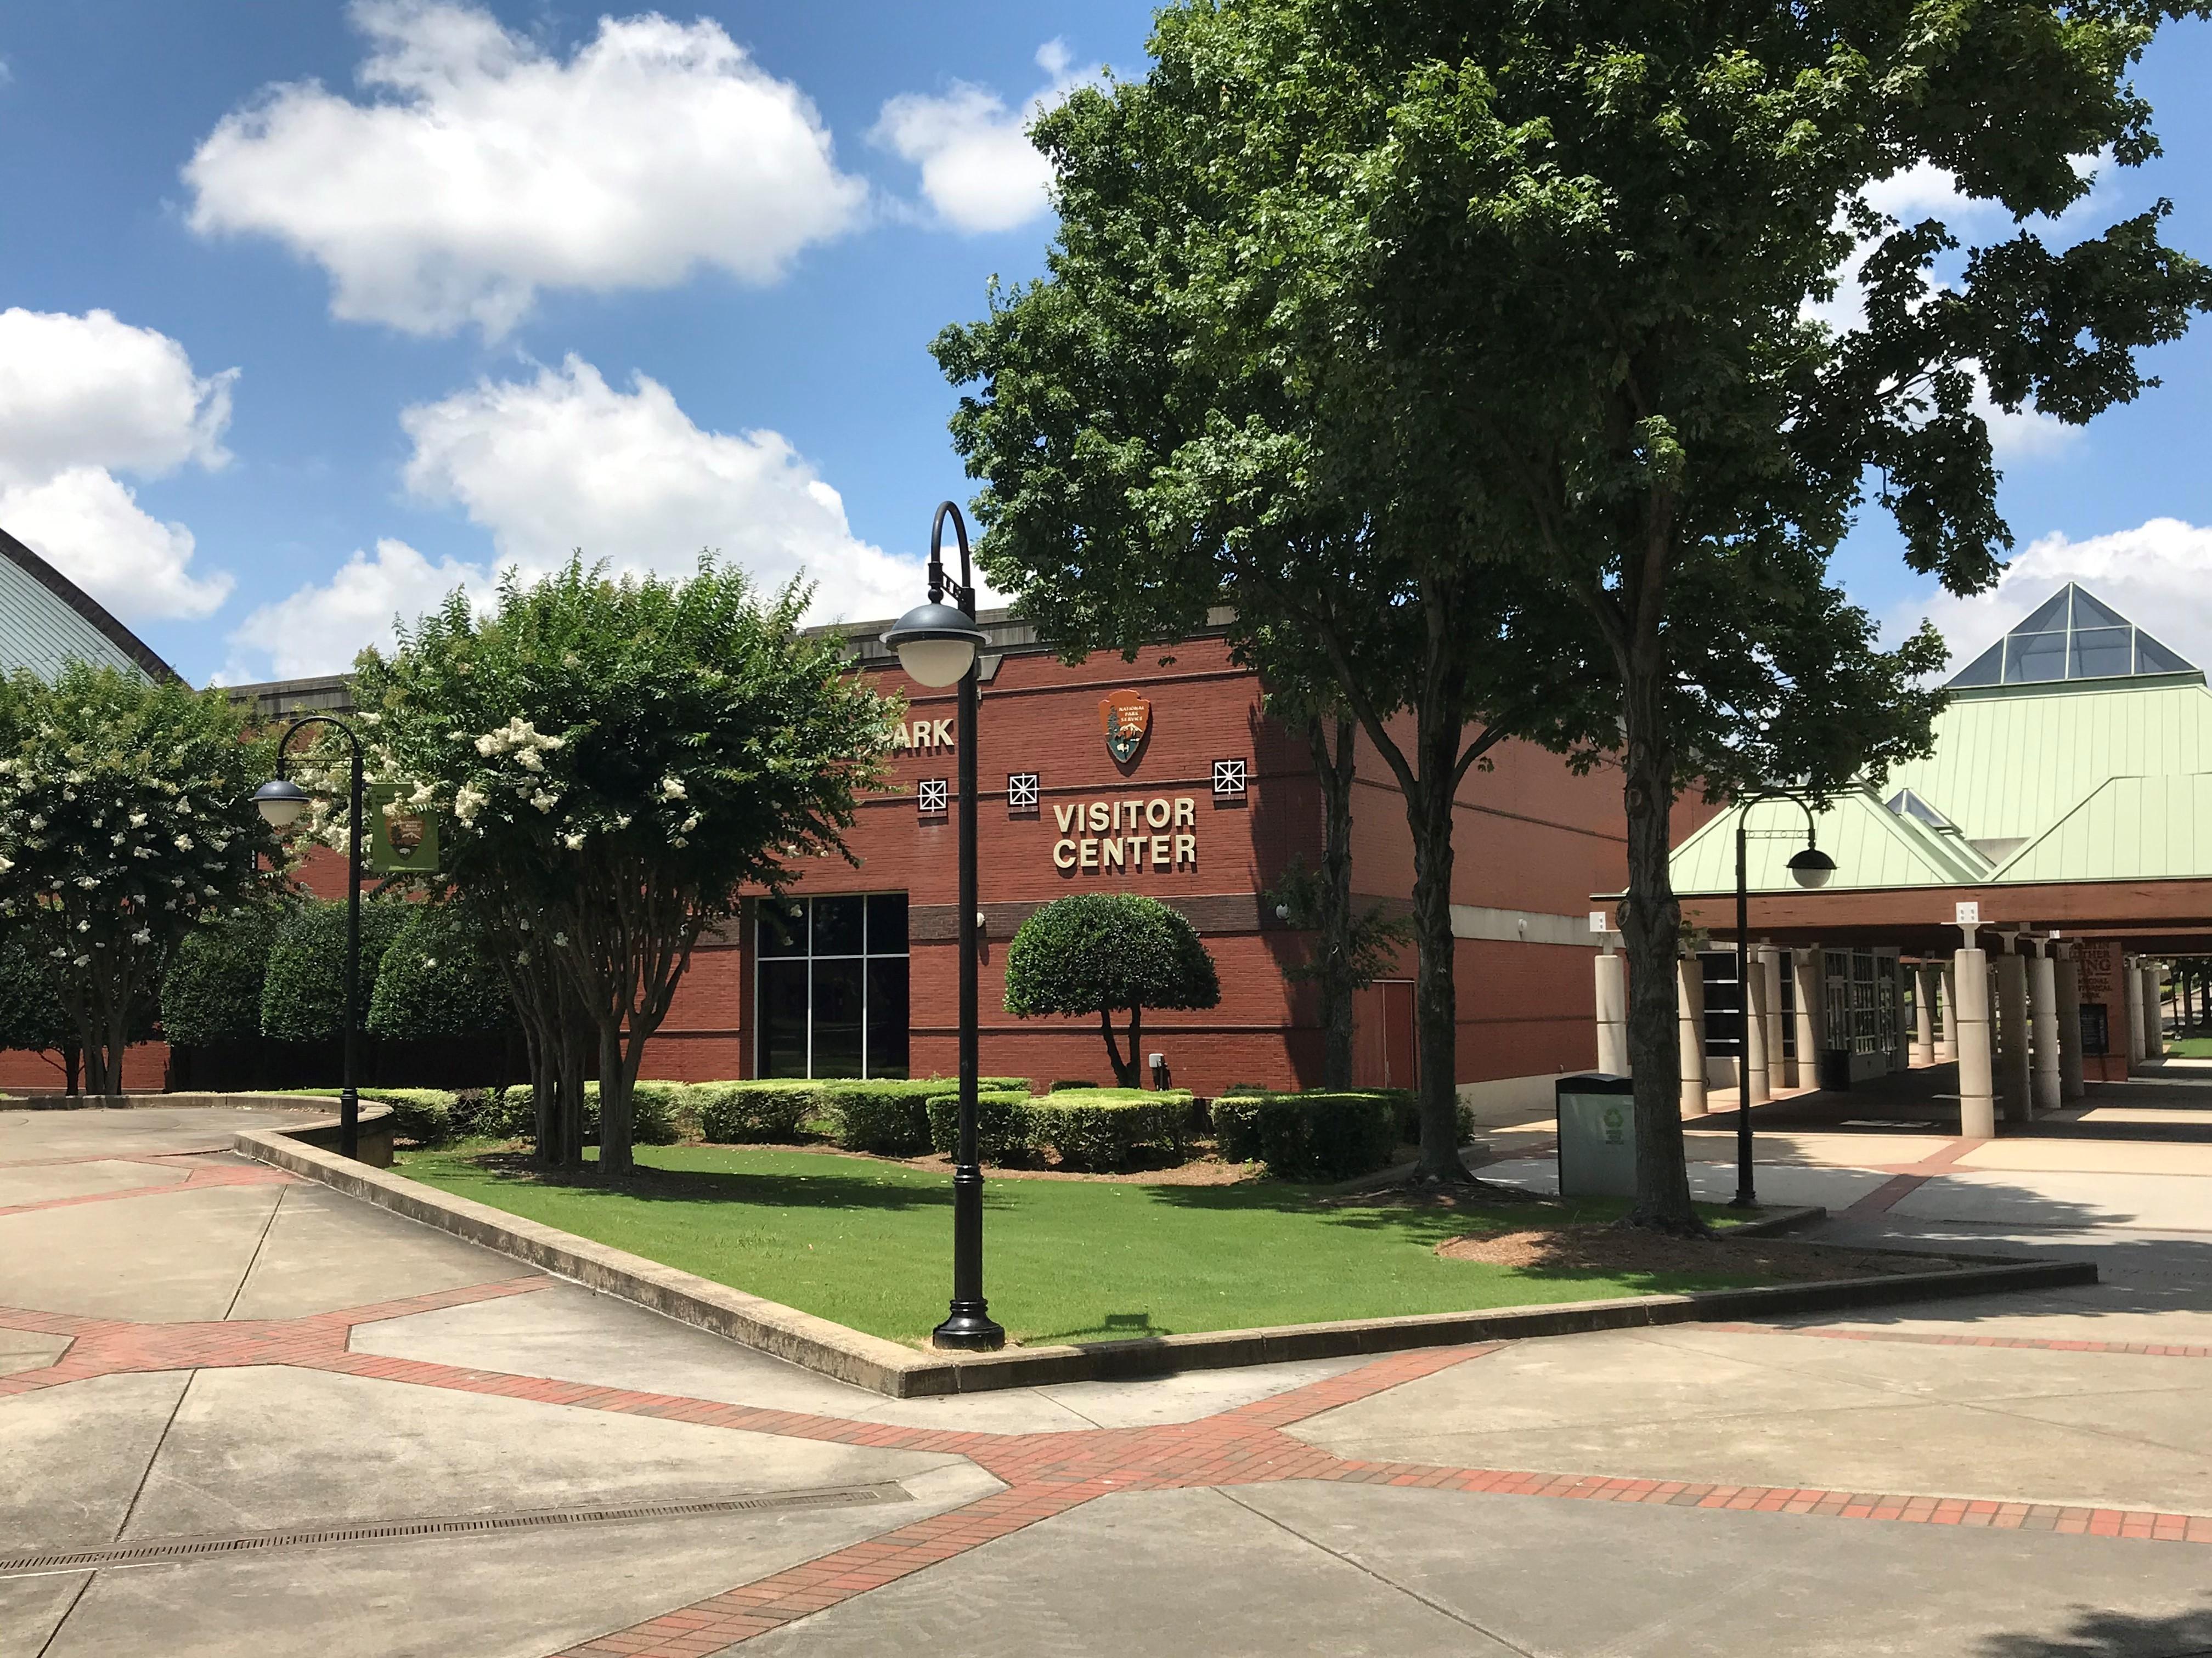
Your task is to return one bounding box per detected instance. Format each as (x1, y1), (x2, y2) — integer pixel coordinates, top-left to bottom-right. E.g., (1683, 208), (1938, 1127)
(5, 613), (1630, 1110)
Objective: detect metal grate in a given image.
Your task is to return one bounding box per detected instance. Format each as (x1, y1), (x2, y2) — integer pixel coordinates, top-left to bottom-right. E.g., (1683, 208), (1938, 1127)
(0, 1483), (906, 1577)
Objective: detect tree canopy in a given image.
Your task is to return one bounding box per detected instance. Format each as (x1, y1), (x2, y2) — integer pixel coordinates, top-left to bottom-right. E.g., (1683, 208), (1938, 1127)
(366, 902), (516, 1041)
(1003, 893), (1222, 1087)
(160, 902), (289, 1048)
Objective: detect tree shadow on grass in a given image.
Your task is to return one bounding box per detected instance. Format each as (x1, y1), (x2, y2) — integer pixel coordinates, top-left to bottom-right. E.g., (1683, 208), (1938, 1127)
(431, 1150), (955, 1214)
(1977, 1599), (2212, 1656)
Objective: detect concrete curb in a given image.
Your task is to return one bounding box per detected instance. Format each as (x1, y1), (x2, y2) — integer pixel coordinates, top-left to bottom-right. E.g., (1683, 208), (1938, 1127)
(235, 1126), (2098, 1400)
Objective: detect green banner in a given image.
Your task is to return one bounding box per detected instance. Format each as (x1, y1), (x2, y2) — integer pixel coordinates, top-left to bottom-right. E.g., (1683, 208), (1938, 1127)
(365, 783), (442, 875)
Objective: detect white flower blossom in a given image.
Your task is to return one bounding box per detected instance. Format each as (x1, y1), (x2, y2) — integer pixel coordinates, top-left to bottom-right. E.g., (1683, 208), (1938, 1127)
(552, 932), (569, 946)
(74, 954), (92, 967)
(76, 876), (99, 889)
(453, 785), (488, 826)
(561, 832), (585, 850)
(515, 749), (544, 772)
(659, 776), (686, 801)
(132, 928), (152, 944)
(27, 816), (43, 831)
(174, 834), (195, 852)
(529, 789), (560, 814)
(0, 854), (11, 874)
(516, 950), (530, 965)
(408, 782), (436, 807)
(129, 812), (146, 827)
(680, 813), (701, 834)
(76, 919), (89, 931)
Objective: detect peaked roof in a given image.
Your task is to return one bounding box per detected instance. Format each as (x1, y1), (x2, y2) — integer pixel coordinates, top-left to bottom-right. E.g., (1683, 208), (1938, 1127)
(1947, 582), (2198, 691)
(0, 523), (180, 685)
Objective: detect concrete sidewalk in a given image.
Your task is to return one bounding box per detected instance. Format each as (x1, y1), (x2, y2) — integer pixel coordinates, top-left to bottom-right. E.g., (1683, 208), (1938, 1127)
(8, 1105), (2212, 1656)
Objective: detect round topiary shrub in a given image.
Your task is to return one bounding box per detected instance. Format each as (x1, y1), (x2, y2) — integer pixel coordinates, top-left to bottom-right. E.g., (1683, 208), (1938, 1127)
(161, 903), (288, 1046)
(1003, 894), (1220, 1087)
(366, 902), (517, 1039)
(259, 898), (410, 1042)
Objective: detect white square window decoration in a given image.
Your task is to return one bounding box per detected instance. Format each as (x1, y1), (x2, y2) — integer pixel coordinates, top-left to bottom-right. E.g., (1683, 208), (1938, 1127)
(1007, 772), (1041, 812)
(917, 778), (949, 814)
(1212, 758), (1248, 797)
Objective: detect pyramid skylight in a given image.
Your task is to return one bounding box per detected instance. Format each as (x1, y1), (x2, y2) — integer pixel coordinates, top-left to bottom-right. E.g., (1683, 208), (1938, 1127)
(1947, 582), (2198, 689)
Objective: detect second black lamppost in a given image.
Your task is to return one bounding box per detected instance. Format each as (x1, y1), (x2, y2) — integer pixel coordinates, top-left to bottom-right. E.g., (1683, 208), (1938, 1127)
(883, 502), (1005, 1351)
(253, 716), (368, 1161)
(1731, 788), (1837, 1208)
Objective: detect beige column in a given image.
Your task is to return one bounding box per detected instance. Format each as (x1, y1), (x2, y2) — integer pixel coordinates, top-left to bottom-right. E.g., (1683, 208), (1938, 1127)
(1996, 943), (2033, 1124)
(2025, 939), (2061, 1114)
(1594, 950), (1629, 1077)
(1743, 953), (1771, 1105)
(1793, 947), (1822, 1094)
(2145, 962), (2166, 1059)
(2124, 955), (2146, 1065)
(1937, 961), (1957, 1062)
(1954, 941), (1995, 1138)
(1912, 962), (1938, 1066)
(2055, 944), (2085, 1102)
(1677, 956), (1708, 1117)
(1763, 947), (1790, 1089)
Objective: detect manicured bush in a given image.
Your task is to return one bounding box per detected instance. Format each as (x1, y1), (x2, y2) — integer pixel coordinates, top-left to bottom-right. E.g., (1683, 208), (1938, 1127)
(259, 898), (410, 1042)
(1380, 1089), (1474, 1148)
(1048, 1078), (1099, 1092)
(924, 1090), (1036, 1163)
(366, 903), (516, 1040)
(821, 1077), (1034, 1155)
(0, 929), (72, 1055)
(493, 1080), (682, 1147)
(1025, 1088), (1197, 1172)
(160, 904), (287, 1046)
(693, 1080), (816, 1144)
(471, 1086), (535, 1141)
(289, 1085), (459, 1146)
(1212, 1090), (1402, 1181)
(1002, 894), (1220, 1085)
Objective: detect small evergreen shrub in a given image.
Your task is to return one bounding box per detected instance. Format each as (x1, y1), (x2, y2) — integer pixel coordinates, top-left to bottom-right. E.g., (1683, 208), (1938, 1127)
(259, 898), (409, 1042)
(366, 903), (516, 1039)
(1025, 1088), (1197, 1172)
(693, 1079), (816, 1143)
(924, 1089), (1036, 1162)
(287, 1085), (458, 1146)
(472, 1086), (535, 1140)
(821, 1077), (1033, 1155)
(491, 1080), (681, 1146)
(160, 904), (287, 1046)
(1047, 1078), (1099, 1092)
(1212, 1090), (1402, 1181)
(1384, 1090), (1475, 1148)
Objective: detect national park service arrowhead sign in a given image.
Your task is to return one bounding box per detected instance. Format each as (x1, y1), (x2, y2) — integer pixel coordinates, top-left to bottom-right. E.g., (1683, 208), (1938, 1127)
(1098, 692), (1152, 763)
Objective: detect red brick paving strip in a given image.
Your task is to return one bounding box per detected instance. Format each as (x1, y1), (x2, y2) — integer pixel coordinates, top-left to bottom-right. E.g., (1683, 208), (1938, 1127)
(0, 1157), (297, 1219)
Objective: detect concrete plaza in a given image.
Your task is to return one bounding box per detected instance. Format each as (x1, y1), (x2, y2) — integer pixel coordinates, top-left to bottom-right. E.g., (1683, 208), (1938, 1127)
(8, 1080), (2212, 1657)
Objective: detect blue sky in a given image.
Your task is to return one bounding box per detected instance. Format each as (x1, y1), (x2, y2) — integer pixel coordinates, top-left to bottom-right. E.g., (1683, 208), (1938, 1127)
(1, 2), (2208, 688)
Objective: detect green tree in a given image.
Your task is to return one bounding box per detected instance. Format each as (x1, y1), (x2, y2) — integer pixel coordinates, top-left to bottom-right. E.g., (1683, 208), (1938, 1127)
(366, 902), (516, 1040)
(0, 929), (76, 1090)
(259, 898), (409, 1042)
(350, 558), (898, 1175)
(0, 664), (280, 1097)
(1003, 893), (1223, 1086)
(161, 902), (288, 1046)
(945, 0), (2205, 1226)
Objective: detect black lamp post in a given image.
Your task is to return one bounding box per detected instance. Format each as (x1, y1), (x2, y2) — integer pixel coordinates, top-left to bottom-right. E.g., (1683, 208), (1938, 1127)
(883, 502), (1005, 1352)
(255, 716), (366, 1161)
(1731, 788), (1837, 1209)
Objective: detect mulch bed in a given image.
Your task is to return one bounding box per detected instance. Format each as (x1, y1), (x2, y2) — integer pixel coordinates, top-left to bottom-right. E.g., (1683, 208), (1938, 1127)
(1435, 1225), (1965, 1281)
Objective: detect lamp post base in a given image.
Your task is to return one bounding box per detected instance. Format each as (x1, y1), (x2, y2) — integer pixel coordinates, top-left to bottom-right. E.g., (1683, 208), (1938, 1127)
(931, 1304), (1006, 1351)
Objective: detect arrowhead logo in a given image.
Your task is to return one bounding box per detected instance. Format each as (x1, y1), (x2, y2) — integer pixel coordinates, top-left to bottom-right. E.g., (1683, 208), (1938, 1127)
(1098, 692), (1152, 763)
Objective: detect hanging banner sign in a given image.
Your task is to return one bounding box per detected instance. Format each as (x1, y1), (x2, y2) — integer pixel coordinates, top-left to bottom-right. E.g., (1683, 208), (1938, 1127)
(366, 783), (442, 874)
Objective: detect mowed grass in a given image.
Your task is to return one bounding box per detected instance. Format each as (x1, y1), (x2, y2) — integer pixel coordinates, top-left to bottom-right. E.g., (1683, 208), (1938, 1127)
(398, 1142), (1763, 1346)
(2169, 1035), (2212, 1057)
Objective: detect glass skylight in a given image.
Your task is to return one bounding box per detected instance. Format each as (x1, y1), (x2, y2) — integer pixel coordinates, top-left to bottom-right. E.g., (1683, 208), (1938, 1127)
(1947, 584), (2200, 688)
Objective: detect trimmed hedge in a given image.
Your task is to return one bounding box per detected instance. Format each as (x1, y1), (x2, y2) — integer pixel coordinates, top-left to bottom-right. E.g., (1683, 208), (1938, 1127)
(1026, 1088), (1197, 1172)
(366, 903), (516, 1040)
(160, 904), (286, 1046)
(1212, 1090), (1404, 1181)
(819, 1077), (1034, 1155)
(493, 1081), (684, 1146)
(923, 1089), (1037, 1162)
(692, 1079), (815, 1144)
(259, 898), (409, 1042)
(286, 1085), (487, 1146)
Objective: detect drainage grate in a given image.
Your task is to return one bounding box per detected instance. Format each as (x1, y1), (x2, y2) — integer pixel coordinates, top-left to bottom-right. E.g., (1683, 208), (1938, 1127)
(0, 1483), (907, 1576)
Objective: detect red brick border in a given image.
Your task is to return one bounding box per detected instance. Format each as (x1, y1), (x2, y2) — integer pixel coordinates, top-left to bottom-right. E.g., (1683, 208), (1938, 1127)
(0, 1158), (296, 1219)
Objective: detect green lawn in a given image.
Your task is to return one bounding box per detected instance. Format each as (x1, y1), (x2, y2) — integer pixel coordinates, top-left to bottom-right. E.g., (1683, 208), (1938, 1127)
(2169, 1035), (2212, 1057)
(398, 1143), (1761, 1346)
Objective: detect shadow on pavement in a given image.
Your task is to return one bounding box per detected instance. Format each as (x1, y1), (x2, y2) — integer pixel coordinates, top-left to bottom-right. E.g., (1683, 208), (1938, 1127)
(1978, 1599), (2212, 1657)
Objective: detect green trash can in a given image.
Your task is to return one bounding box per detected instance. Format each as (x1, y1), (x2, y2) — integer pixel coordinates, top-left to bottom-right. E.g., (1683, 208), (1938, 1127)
(1556, 1073), (1636, 1198)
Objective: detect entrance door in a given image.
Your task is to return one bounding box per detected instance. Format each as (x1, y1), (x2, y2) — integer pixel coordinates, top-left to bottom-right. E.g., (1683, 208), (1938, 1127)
(1354, 980), (1419, 1090)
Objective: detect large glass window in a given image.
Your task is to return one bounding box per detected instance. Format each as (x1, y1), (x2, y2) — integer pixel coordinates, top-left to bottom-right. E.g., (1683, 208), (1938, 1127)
(755, 893), (910, 1078)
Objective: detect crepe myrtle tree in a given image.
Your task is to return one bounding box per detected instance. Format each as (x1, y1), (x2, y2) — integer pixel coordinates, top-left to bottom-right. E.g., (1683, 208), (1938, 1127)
(0, 926), (78, 1091)
(1003, 893), (1222, 1087)
(348, 557), (900, 1175)
(0, 664), (280, 1099)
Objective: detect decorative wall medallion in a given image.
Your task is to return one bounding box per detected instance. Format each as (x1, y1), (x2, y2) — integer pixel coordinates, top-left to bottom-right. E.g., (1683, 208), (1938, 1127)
(1007, 772), (1041, 812)
(1099, 692), (1152, 763)
(1211, 758), (1248, 798)
(917, 778), (949, 814)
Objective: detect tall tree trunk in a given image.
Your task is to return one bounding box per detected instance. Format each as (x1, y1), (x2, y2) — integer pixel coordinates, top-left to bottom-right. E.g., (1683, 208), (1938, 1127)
(1406, 754), (1466, 1181)
(596, 1019), (633, 1175)
(1618, 664), (1700, 1232)
(1311, 715), (1358, 1089)
(1100, 1006), (1138, 1086)
(558, 1022), (588, 1173)
(63, 1042), (81, 1099)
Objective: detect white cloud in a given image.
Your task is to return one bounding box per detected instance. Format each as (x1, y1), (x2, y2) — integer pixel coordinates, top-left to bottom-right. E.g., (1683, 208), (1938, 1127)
(1898, 517), (2212, 678)
(872, 40), (1096, 234)
(222, 538), (492, 681)
(394, 356), (928, 621)
(0, 307), (234, 489)
(1, 468), (232, 621)
(184, 1), (867, 337)
(0, 308), (236, 623)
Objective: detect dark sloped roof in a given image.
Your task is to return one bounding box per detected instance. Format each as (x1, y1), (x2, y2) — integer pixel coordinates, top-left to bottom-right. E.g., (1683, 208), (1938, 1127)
(0, 523), (181, 684)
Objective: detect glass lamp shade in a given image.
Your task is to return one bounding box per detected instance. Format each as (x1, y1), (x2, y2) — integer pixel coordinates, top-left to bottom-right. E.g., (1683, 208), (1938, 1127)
(882, 601), (985, 688)
(254, 777), (312, 829)
(1786, 846), (1837, 890)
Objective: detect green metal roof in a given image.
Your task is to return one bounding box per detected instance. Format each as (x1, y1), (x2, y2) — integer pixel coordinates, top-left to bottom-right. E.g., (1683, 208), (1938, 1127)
(1672, 584), (2212, 895)
(0, 525), (177, 684)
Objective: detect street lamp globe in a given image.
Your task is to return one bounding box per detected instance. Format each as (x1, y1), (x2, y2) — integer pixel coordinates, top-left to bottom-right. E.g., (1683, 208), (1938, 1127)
(883, 601), (986, 688)
(1786, 846), (1837, 890)
(253, 777), (312, 829)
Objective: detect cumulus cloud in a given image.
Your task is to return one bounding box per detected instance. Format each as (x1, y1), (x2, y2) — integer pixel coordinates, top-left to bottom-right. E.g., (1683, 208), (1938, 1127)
(185, 1), (867, 337)
(872, 40), (1096, 234)
(223, 539), (493, 681)
(0, 308), (236, 622)
(1898, 517), (2212, 678)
